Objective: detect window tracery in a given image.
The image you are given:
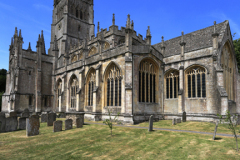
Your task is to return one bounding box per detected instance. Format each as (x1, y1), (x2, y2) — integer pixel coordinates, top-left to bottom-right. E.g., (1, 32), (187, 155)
(70, 76), (78, 108)
(87, 72), (95, 106)
(165, 71), (179, 99)
(57, 80), (62, 109)
(186, 67), (206, 98)
(71, 55), (77, 63)
(139, 60), (157, 103)
(106, 64), (121, 106)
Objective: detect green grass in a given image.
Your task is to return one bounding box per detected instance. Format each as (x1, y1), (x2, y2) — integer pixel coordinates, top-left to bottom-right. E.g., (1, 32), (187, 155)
(136, 120), (234, 135)
(0, 119), (240, 159)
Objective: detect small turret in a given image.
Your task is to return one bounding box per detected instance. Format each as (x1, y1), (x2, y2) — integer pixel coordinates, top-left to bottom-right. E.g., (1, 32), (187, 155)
(126, 14), (131, 29)
(131, 20), (134, 30)
(14, 27), (18, 38)
(97, 22), (100, 33)
(161, 36), (165, 55)
(27, 42), (32, 51)
(212, 21), (219, 50)
(180, 31), (186, 59)
(41, 30), (46, 54)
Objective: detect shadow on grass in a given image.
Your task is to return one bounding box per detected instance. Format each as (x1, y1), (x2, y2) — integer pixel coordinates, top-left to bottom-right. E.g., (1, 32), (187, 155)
(214, 137), (223, 140)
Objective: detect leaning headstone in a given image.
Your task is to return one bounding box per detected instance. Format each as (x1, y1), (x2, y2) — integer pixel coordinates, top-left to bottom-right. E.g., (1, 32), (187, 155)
(53, 121), (62, 132)
(41, 114), (48, 123)
(47, 113), (56, 126)
(148, 115), (153, 131)
(76, 117), (83, 128)
(172, 118), (176, 125)
(65, 119), (73, 130)
(5, 116), (18, 132)
(26, 115), (40, 137)
(19, 117), (27, 130)
(176, 118), (181, 123)
(0, 113), (6, 132)
(182, 112), (186, 122)
(212, 121), (219, 140)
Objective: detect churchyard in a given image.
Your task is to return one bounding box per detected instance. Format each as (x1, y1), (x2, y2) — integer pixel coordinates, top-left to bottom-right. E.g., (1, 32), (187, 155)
(0, 118), (240, 159)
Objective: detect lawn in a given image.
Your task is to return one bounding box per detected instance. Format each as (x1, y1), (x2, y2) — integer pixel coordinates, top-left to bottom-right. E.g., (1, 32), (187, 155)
(0, 119), (239, 159)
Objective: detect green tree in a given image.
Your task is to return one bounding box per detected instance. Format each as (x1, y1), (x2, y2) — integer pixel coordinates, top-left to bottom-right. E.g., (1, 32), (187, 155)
(233, 38), (240, 72)
(103, 108), (121, 136)
(218, 111), (239, 152)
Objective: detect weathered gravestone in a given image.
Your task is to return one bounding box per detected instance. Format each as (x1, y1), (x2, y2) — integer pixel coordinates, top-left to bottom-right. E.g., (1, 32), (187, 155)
(47, 113), (56, 126)
(53, 121), (62, 132)
(148, 115), (153, 132)
(21, 109), (30, 118)
(212, 121), (219, 140)
(19, 117), (27, 130)
(5, 116), (18, 132)
(176, 118), (181, 123)
(0, 113), (6, 133)
(172, 118), (176, 125)
(182, 112), (186, 122)
(76, 117), (83, 128)
(65, 119), (73, 130)
(41, 114), (48, 123)
(26, 115), (40, 137)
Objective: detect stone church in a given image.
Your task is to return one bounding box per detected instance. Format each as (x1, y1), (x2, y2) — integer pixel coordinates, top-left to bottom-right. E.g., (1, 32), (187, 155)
(1, 0), (240, 124)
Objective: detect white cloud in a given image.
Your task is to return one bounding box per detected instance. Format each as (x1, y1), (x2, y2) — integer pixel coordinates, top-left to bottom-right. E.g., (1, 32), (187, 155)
(33, 4), (52, 12)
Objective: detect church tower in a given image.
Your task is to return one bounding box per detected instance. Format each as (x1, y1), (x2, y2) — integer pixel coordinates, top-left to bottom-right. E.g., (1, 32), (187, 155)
(49, 0), (94, 56)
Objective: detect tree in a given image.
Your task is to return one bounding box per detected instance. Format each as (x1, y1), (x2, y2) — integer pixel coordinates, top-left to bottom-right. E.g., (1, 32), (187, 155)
(233, 38), (240, 72)
(218, 110), (239, 152)
(103, 108), (121, 136)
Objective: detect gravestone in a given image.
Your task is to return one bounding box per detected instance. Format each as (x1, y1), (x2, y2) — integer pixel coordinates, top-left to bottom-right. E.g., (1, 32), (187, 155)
(65, 119), (73, 130)
(47, 113), (56, 126)
(53, 121), (62, 132)
(41, 114), (48, 123)
(76, 117), (83, 128)
(212, 121), (219, 140)
(5, 116), (18, 132)
(176, 118), (181, 123)
(21, 109), (30, 118)
(148, 115), (153, 131)
(26, 115), (40, 137)
(0, 113), (6, 133)
(19, 118), (27, 130)
(172, 118), (176, 125)
(182, 112), (186, 122)
(0, 121), (1, 132)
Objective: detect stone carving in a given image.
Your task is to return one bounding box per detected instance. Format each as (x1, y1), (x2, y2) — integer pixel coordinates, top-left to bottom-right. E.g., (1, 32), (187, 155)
(65, 119), (73, 130)
(47, 113), (56, 126)
(182, 112), (186, 122)
(53, 120), (62, 132)
(76, 117), (83, 128)
(19, 117), (26, 130)
(148, 115), (153, 132)
(26, 115), (40, 137)
(41, 114), (48, 123)
(5, 116), (18, 132)
(212, 121), (219, 140)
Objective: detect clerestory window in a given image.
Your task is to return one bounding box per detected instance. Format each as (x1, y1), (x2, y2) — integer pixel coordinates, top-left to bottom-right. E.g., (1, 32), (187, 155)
(166, 71), (179, 99)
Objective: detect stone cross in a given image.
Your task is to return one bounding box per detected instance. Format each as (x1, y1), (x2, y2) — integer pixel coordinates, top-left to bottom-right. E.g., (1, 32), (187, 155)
(212, 121), (219, 140)
(148, 115), (153, 132)
(182, 112), (186, 122)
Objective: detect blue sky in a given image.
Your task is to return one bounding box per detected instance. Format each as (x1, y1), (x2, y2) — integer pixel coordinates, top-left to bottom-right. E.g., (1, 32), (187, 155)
(0, 0), (240, 70)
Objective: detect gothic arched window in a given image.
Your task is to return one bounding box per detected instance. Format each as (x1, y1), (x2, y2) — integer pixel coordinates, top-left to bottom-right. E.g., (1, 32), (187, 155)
(106, 64), (122, 106)
(165, 71), (179, 99)
(87, 72), (95, 106)
(186, 67), (206, 98)
(80, 10), (83, 19)
(57, 80), (62, 108)
(76, 9), (79, 18)
(221, 43), (235, 101)
(70, 76), (78, 108)
(139, 60), (157, 103)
